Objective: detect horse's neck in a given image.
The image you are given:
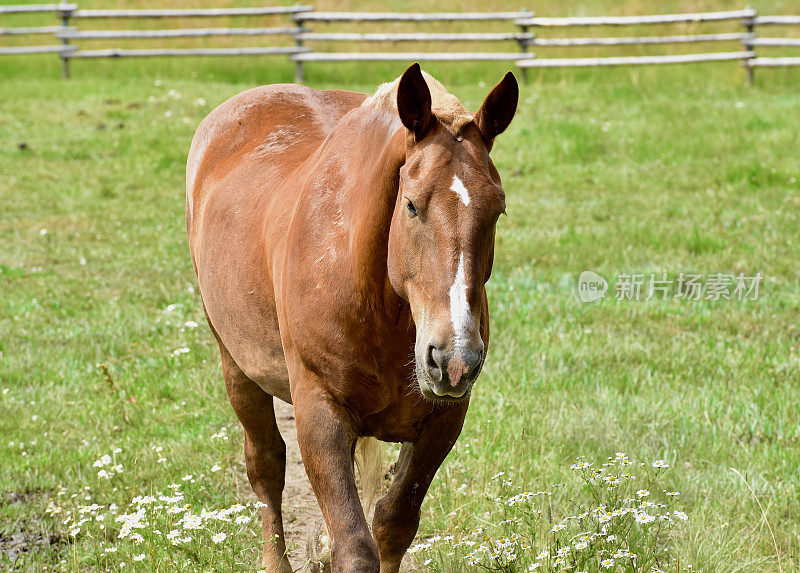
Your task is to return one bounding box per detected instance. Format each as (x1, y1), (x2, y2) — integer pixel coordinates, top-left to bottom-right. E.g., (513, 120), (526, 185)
(340, 110), (406, 315)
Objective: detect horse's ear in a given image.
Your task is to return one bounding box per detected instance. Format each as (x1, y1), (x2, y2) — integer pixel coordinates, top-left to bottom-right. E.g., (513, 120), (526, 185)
(475, 71), (518, 147)
(397, 63), (433, 140)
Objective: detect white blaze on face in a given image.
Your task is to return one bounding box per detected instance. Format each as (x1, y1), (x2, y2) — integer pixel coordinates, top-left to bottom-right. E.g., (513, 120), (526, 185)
(449, 252), (471, 343)
(448, 176), (472, 341)
(450, 175), (470, 206)
(445, 176), (475, 388)
(447, 252), (473, 387)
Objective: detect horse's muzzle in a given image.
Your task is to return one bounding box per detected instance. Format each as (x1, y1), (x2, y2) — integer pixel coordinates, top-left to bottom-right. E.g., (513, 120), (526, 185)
(419, 342), (483, 400)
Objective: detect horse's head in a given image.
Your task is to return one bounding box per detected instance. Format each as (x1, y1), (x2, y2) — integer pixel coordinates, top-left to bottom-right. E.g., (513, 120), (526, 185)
(387, 64), (518, 402)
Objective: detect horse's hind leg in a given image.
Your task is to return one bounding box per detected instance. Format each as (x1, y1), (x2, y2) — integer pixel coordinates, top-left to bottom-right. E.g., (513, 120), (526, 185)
(217, 340), (291, 573)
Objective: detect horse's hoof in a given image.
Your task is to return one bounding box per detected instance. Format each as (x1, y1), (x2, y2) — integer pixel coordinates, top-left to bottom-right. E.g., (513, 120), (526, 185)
(306, 521), (331, 573)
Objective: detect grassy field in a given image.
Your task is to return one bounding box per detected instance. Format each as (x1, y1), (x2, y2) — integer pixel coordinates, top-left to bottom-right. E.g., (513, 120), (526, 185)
(2, 2), (800, 571)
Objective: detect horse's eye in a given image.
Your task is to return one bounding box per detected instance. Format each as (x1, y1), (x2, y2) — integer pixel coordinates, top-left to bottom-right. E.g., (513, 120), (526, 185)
(406, 200), (418, 217)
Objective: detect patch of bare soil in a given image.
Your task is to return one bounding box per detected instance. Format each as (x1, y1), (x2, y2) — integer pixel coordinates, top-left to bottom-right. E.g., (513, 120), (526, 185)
(272, 399), (326, 570)
(3, 492), (39, 506)
(0, 531), (62, 566)
(1, 491), (65, 566)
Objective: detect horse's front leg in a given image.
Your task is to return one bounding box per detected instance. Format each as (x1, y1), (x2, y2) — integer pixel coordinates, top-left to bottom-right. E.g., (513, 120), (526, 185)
(372, 401), (469, 573)
(293, 380), (379, 572)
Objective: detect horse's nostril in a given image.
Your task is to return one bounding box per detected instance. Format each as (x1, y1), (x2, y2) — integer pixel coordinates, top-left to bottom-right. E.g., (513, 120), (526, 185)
(426, 345), (437, 368)
(426, 345), (443, 381)
(464, 348), (483, 381)
(468, 355), (482, 379)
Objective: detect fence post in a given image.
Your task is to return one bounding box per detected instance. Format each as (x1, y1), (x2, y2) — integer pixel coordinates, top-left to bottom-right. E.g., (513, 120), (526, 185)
(292, 6), (306, 83)
(517, 8), (532, 84)
(743, 6), (756, 85)
(58, 2), (73, 78)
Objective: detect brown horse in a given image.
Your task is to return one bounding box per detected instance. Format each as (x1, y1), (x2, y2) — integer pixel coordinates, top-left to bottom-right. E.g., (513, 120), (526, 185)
(186, 63), (517, 572)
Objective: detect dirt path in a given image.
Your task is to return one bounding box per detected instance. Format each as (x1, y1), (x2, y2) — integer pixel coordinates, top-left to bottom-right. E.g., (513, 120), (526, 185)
(273, 399), (325, 570)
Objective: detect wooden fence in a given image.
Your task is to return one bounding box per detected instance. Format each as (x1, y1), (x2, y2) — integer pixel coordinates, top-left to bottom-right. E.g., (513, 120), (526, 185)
(515, 9), (755, 73)
(745, 14), (800, 81)
(2, 4), (799, 83)
(0, 3), (310, 77)
(290, 10), (533, 82)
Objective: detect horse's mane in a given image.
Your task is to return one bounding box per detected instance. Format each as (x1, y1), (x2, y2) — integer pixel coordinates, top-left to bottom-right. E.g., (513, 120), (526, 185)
(361, 71), (474, 135)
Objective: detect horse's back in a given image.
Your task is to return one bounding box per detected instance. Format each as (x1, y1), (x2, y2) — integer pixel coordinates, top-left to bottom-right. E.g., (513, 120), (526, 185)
(187, 84), (366, 237)
(186, 84), (366, 400)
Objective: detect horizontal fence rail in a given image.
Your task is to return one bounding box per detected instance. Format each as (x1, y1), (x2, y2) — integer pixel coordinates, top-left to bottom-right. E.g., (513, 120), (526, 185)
(64, 46), (308, 58)
(748, 56), (800, 66)
(0, 44), (69, 54)
(0, 4), (76, 14)
(517, 51), (756, 68)
(526, 33), (754, 47)
(57, 27), (299, 39)
(2, 4), (800, 82)
(0, 25), (69, 35)
(515, 9), (756, 27)
(296, 11), (531, 22)
(753, 16), (800, 25)
(294, 52), (531, 61)
(71, 6), (312, 18)
(294, 32), (534, 42)
(749, 37), (800, 47)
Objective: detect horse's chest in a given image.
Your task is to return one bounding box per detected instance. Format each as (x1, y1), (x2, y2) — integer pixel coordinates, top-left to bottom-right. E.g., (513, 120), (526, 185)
(362, 392), (435, 443)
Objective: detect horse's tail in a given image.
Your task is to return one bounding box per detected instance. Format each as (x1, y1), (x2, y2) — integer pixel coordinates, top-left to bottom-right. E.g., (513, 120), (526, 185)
(355, 436), (385, 515)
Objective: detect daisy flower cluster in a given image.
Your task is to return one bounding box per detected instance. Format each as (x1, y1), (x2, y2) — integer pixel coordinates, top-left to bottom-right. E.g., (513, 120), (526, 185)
(92, 449), (124, 480)
(42, 445), (262, 569)
(411, 452), (688, 572)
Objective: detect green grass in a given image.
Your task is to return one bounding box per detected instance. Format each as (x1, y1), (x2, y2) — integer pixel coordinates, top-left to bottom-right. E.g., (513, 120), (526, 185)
(2, 26), (800, 573)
